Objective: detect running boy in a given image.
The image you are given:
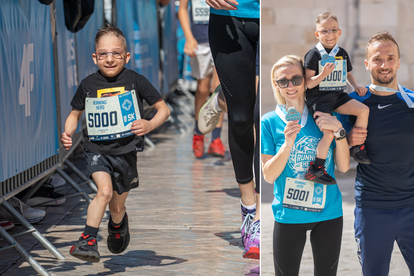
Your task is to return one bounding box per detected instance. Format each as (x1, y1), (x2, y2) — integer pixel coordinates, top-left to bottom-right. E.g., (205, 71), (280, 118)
(61, 26), (170, 262)
(304, 12), (370, 185)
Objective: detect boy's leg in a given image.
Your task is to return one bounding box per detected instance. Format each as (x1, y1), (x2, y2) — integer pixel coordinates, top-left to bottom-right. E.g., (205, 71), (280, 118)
(305, 129), (337, 185)
(70, 171), (113, 262)
(107, 191), (130, 254)
(335, 99), (370, 164)
(334, 99), (369, 129)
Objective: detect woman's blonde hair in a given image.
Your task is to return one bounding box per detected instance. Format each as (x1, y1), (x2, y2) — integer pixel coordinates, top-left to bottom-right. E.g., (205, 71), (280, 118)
(270, 55), (305, 105)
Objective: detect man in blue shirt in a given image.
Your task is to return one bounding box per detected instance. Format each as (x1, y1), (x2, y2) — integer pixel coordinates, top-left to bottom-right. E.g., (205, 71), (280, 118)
(339, 31), (414, 276)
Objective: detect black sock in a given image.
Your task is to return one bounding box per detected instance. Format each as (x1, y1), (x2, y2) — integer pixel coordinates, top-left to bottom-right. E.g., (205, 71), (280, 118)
(314, 158), (326, 169)
(110, 212), (127, 228)
(84, 225), (99, 238)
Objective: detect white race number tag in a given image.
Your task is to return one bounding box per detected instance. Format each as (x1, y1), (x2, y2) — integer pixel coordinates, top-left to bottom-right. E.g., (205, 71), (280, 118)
(191, 0), (209, 24)
(283, 177), (326, 212)
(85, 90), (141, 141)
(318, 59), (347, 91)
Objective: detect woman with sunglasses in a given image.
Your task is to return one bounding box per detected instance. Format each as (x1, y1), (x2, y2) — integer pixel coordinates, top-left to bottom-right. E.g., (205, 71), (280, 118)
(261, 55), (350, 276)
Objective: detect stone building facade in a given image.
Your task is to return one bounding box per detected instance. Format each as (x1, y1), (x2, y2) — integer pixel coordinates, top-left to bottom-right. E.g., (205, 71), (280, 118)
(261, 0), (414, 106)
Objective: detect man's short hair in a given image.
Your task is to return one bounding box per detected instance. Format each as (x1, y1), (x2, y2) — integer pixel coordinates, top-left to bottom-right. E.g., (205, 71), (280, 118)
(365, 30), (400, 59)
(315, 12), (338, 25)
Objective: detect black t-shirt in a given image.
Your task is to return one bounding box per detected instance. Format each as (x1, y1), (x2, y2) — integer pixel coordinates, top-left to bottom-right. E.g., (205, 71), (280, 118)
(71, 68), (162, 155)
(304, 46), (352, 98)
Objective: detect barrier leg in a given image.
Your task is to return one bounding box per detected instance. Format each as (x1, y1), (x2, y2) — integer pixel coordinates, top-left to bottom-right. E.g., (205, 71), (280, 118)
(63, 160), (98, 193)
(56, 168), (92, 203)
(144, 137), (156, 148)
(1, 200), (66, 261)
(0, 226), (50, 276)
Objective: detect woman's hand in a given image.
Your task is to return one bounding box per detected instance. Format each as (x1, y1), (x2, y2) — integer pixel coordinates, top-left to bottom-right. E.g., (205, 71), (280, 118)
(206, 0), (238, 10)
(313, 111), (342, 133)
(284, 120), (301, 148)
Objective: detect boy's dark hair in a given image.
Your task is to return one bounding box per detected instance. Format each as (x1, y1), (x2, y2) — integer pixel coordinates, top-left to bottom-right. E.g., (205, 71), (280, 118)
(365, 30), (400, 59)
(95, 25), (127, 51)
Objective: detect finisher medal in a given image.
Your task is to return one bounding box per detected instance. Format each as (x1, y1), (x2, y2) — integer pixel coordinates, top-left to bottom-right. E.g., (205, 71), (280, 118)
(285, 107), (301, 121)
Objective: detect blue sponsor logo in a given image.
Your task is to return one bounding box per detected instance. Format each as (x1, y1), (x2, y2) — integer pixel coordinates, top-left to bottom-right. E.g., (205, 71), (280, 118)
(118, 91), (136, 126)
(312, 184), (323, 205)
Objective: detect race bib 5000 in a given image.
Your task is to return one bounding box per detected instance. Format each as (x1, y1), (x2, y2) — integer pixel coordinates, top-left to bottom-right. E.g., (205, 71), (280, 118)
(85, 90), (141, 141)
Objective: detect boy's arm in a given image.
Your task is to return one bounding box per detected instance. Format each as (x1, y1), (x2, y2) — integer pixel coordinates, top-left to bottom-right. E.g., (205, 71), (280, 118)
(61, 109), (84, 150)
(347, 72), (368, 96)
(177, 0), (198, 57)
(131, 99), (171, 136)
(305, 63), (335, 89)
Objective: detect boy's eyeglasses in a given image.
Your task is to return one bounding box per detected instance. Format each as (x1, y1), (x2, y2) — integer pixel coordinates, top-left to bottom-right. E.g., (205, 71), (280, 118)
(274, 75), (304, 88)
(318, 28), (340, 36)
(95, 50), (126, 60)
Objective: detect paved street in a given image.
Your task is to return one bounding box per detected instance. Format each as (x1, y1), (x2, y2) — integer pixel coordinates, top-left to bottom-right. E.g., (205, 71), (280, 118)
(0, 112), (259, 275)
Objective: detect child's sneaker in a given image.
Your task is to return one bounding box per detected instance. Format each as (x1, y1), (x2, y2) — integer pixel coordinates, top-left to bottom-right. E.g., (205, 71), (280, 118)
(107, 213), (130, 254)
(69, 233), (100, 262)
(350, 144), (370, 164)
(192, 134), (204, 158)
(240, 205), (255, 247)
(243, 220), (260, 260)
(305, 161), (337, 185)
(208, 138), (225, 158)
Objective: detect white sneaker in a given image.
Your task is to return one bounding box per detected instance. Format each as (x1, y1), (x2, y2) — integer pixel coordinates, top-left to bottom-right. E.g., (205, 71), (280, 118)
(198, 85), (223, 134)
(0, 197), (46, 224)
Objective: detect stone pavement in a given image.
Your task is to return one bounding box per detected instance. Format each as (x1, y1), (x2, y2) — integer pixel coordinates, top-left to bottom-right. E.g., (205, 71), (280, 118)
(261, 167), (410, 276)
(0, 115), (259, 275)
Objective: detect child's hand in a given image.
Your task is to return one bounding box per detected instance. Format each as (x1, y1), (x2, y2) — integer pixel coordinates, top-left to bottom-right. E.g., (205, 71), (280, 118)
(355, 86), (368, 97)
(284, 120), (301, 148)
(61, 132), (73, 150)
(321, 63), (335, 78)
(131, 119), (153, 136)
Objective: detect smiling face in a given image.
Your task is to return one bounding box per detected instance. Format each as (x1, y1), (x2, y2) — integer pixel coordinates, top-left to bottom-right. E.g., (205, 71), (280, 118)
(365, 41), (400, 87)
(315, 18), (342, 49)
(92, 34), (131, 78)
(273, 64), (306, 106)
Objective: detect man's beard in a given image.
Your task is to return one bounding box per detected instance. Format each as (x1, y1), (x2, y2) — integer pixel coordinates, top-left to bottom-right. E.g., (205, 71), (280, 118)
(374, 71), (396, 85)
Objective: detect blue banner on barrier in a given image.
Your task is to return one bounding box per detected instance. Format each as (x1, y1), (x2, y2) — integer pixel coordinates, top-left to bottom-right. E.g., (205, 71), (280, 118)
(161, 1), (179, 95)
(55, 0), (79, 131)
(75, 0), (104, 81)
(0, 1), (58, 182)
(116, 0), (160, 93)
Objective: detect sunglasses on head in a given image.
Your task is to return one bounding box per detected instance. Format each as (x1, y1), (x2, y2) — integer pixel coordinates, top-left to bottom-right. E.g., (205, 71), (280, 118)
(274, 75), (304, 88)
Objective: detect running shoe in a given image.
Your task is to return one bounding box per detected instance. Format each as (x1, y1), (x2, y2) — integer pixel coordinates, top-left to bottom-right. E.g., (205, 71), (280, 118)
(305, 161), (337, 185)
(243, 220), (260, 260)
(0, 220), (14, 231)
(24, 183), (66, 206)
(0, 197), (45, 224)
(107, 213), (130, 254)
(69, 233), (100, 262)
(240, 205), (256, 247)
(350, 144), (370, 164)
(208, 138), (225, 158)
(193, 134), (204, 158)
(198, 85), (223, 134)
(48, 173), (66, 189)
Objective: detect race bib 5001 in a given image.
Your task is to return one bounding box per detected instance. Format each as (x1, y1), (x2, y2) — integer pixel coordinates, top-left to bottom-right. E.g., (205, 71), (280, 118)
(283, 177), (326, 212)
(85, 90), (141, 141)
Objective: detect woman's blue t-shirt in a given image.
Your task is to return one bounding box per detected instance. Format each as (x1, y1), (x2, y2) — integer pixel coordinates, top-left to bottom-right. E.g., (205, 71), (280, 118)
(210, 0), (259, 19)
(261, 105), (343, 224)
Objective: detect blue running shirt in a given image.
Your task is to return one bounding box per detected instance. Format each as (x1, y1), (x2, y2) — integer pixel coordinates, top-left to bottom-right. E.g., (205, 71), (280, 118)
(261, 106), (343, 224)
(210, 0), (259, 19)
(338, 85), (414, 209)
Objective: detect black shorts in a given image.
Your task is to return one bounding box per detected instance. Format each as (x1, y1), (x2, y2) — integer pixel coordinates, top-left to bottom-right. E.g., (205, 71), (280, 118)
(306, 90), (353, 116)
(85, 149), (139, 195)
